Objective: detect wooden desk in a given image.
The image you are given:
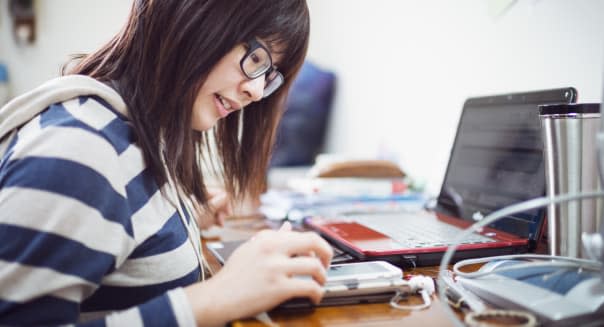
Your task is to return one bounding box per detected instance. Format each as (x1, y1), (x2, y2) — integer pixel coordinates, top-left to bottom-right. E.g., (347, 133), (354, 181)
(202, 215), (459, 327)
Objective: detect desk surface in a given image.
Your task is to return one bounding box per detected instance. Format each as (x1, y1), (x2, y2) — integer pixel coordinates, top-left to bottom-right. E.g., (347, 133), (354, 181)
(202, 215), (460, 327)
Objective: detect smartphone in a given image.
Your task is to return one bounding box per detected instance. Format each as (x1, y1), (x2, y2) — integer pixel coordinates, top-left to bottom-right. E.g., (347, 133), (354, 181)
(275, 261), (405, 311)
(326, 261), (403, 284)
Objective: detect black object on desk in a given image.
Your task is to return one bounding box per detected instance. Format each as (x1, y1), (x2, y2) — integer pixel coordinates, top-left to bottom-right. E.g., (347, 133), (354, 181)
(207, 239), (355, 265)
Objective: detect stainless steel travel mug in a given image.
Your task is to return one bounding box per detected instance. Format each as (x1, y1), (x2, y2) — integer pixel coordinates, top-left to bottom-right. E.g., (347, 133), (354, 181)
(539, 103), (602, 258)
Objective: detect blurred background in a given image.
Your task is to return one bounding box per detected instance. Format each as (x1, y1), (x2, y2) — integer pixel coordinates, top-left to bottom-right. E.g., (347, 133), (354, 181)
(1, 0), (603, 196)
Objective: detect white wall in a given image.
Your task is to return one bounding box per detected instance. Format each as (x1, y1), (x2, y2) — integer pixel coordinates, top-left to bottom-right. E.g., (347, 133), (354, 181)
(1, 0), (603, 195)
(306, 0), (604, 194)
(0, 0), (131, 97)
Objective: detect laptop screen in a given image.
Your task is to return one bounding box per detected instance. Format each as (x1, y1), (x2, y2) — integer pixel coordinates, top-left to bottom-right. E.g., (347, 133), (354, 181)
(436, 89), (576, 241)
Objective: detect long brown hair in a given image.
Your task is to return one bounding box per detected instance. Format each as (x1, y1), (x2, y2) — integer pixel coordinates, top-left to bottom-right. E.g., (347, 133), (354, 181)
(65, 0), (310, 207)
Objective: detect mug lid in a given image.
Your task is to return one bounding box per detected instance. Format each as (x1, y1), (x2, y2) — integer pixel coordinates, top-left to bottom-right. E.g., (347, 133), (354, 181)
(538, 103), (600, 115)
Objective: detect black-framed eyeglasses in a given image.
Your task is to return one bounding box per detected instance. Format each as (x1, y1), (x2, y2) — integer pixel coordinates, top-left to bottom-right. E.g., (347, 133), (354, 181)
(240, 39), (284, 98)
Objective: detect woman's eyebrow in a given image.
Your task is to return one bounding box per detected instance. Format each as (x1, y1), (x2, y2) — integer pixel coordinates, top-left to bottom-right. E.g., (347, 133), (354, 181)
(264, 41), (286, 66)
(258, 39), (276, 53)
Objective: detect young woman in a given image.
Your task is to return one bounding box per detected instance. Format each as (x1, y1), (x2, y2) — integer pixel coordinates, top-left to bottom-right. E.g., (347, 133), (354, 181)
(0, 0), (332, 326)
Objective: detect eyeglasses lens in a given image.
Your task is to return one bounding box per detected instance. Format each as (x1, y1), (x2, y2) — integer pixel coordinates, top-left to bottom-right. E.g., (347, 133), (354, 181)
(263, 72), (284, 98)
(241, 41), (284, 98)
(242, 47), (271, 79)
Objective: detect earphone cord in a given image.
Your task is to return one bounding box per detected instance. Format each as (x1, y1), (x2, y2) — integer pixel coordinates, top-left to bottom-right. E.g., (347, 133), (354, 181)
(161, 148), (207, 281)
(389, 289), (432, 311)
(166, 181), (207, 282)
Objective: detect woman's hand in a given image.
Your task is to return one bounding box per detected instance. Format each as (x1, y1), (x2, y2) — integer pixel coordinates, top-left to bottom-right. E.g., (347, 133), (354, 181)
(184, 224), (333, 326)
(196, 188), (232, 229)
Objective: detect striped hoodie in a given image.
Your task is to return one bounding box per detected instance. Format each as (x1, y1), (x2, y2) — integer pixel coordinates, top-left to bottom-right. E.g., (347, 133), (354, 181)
(0, 75), (201, 326)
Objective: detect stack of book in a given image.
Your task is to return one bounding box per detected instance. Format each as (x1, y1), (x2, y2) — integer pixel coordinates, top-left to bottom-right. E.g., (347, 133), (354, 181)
(261, 159), (425, 221)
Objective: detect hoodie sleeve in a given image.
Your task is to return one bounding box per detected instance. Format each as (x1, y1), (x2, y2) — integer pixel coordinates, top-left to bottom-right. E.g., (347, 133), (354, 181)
(0, 96), (198, 326)
(79, 289), (196, 327)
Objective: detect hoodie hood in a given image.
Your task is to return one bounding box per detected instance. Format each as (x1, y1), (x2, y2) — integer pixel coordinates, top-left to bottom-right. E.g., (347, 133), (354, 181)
(0, 75), (127, 147)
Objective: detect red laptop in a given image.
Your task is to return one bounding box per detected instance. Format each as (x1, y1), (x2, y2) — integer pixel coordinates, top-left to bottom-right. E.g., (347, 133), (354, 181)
(304, 88), (577, 267)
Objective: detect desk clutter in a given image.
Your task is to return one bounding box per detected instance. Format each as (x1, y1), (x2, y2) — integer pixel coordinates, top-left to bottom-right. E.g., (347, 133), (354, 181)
(206, 239), (438, 313)
(226, 89), (604, 326)
(260, 158), (424, 222)
(275, 261), (436, 312)
(452, 256), (604, 326)
(255, 158), (603, 324)
(435, 187), (604, 326)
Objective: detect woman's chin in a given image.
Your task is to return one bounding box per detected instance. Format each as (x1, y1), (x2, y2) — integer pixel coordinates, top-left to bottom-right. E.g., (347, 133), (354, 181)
(191, 118), (218, 132)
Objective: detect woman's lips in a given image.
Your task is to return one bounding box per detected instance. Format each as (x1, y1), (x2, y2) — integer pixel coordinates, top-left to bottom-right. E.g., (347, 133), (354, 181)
(214, 94), (232, 118)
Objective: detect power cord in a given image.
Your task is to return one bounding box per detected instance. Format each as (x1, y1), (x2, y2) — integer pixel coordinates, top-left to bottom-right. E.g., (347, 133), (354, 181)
(437, 190), (604, 327)
(453, 254), (601, 279)
(389, 275), (435, 311)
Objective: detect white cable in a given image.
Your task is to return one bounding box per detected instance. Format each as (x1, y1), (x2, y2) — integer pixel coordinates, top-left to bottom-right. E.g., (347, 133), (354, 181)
(453, 254), (601, 279)
(390, 289), (432, 311)
(255, 311), (279, 327)
(389, 276), (435, 311)
(437, 190), (604, 327)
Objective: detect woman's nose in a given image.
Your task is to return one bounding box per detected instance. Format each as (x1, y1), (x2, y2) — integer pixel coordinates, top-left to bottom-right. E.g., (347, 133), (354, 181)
(241, 76), (265, 102)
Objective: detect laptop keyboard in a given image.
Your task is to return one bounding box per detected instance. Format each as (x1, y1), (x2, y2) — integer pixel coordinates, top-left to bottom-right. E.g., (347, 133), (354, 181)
(349, 212), (495, 248)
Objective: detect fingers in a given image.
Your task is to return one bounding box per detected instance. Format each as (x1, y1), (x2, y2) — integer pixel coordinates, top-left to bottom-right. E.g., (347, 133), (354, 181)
(284, 277), (325, 305)
(278, 221), (292, 232)
(222, 231), (331, 309)
(252, 229), (333, 267)
(215, 213), (226, 227)
(282, 232), (333, 268)
(199, 190), (232, 228)
(283, 256), (328, 284)
(208, 192), (231, 213)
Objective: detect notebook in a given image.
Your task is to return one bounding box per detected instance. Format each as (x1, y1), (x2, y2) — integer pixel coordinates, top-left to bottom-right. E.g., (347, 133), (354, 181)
(304, 88), (578, 267)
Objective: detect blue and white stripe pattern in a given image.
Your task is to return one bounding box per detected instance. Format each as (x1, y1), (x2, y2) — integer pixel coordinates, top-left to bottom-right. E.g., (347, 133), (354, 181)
(0, 95), (199, 326)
